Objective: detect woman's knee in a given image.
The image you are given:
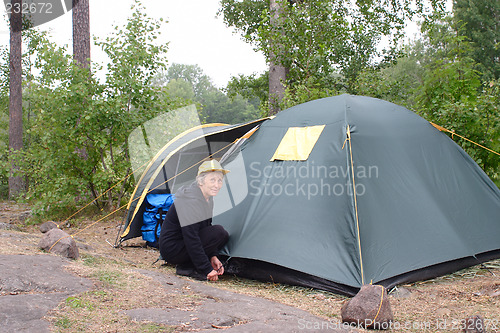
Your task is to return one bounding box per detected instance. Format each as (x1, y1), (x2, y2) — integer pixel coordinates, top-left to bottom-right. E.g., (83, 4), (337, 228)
(213, 225), (229, 244)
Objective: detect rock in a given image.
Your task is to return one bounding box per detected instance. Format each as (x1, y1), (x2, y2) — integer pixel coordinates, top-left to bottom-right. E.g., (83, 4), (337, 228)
(463, 315), (485, 333)
(341, 284), (393, 330)
(38, 228), (79, 259)
(39, 221), (59, 233)
(0, 222), (21, 231)
(390, 286), (412, 299)
(0, 254), (92, 333)
(17, 210), (32, 222)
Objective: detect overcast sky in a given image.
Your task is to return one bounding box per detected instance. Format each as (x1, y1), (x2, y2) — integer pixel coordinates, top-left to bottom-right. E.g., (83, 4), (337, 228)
(0, 0), (268, 88)
(1, 0), (452, 88)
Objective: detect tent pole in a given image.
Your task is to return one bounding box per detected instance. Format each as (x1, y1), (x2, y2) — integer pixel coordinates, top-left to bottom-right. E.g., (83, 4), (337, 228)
(347, 125), (365, 285)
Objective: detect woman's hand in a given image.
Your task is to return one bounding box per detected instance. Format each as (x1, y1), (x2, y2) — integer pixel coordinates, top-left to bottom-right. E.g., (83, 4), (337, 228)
(210, 256), (224, 275)
(207, 269), (219, 281)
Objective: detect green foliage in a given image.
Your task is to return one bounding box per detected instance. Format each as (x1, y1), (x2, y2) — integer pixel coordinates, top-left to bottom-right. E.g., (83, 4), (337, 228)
(66, 296), (93, 310)
(218, 0), (269, 45)
(220, 0), (447, 108)
(355, 42), (425, 109)
(156, 63), (262, 124)
(201, 89), (262, 124)
(164, 78), (195, 101)
(280, 76), (339, 110)
(22, 39), (99, 215)
(13, 0), (173, 218)
(226, 72), (268, 109)
(161, 63), (215, 99)
(54, 316), (73, 329)
(453, 0), (500, 81)
(356, 16), (500, 184)
(415, 18), (499, 181)
(95, 0), (170, 131)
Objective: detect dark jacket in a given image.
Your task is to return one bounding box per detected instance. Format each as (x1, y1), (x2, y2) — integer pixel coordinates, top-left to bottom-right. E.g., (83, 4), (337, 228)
(159, 182), (214, 275)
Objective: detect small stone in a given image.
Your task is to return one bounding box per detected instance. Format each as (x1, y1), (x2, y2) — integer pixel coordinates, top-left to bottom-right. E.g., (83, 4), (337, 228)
(39, 221), (59, 233)
(341, 285), (393, 330)
(463, 315), (485, 333)
(390, 287), (412, 299)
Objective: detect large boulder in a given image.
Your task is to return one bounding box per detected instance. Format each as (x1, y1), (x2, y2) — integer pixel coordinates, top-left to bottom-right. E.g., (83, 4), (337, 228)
(341, 284), (393, 330)
(39, 228), (79, 259)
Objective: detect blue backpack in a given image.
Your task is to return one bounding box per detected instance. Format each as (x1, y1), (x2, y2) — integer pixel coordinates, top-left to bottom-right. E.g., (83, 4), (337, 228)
(142, 193), (175, 248)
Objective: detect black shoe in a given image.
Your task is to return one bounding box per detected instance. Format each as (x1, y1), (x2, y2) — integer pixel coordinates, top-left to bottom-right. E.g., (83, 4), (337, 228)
(187, 270), (208, 281)
(175, 264), (207, 281)
(175, 263), (195, 276)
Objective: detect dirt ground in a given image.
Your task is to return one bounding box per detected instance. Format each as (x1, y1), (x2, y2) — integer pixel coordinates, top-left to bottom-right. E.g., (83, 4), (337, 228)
(1, 200), (499, 332)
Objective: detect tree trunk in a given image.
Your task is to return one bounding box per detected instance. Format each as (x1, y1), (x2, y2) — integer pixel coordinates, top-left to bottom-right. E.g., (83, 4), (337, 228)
(269, 55), (287, 115)
(268, 0), (286, 115)
(72, 0), (90, 69)
(8, 0), (24, 199)
(72, 0), (90, 161)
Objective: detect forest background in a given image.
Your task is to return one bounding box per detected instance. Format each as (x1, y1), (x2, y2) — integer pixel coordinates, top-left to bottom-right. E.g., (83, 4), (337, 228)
(1, 0), (498, 221)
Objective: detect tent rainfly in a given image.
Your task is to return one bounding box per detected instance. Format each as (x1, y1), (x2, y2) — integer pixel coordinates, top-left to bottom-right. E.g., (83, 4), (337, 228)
(213, 94), (500, 296)
(119, 94), (500, 296)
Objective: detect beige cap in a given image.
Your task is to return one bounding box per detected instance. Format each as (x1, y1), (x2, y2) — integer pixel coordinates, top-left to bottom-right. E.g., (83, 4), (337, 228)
(197, 159), (230, 176)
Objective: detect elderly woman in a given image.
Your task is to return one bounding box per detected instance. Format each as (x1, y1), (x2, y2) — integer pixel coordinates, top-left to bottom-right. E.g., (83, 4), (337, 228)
(159, 159), (230, 281)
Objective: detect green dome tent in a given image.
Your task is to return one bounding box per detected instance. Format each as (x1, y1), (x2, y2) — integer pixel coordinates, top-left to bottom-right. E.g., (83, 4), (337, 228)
(212, 94), (500, 296)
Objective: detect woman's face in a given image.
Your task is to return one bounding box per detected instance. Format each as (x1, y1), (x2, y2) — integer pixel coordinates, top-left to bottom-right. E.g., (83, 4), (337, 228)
(199, 172), (224, 199)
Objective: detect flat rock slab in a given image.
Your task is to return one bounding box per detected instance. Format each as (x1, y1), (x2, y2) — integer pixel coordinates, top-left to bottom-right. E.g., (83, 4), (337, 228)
(0, 222), (21, 231)
(0, 253), (351, 332)
(126, 269), (350, 332)
(0, 254), (93, 333)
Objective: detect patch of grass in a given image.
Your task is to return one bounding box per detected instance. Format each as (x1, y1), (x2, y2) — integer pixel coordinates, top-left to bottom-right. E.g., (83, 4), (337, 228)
(81, 254), (101, 266)
(80, 253), (107, 267)
(90, 290), (111, 300)
(93, 269), (124, 287)
(54, 316), (72, 330)
(66, 296), (93, 310)
(140, 322), (176, 333)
